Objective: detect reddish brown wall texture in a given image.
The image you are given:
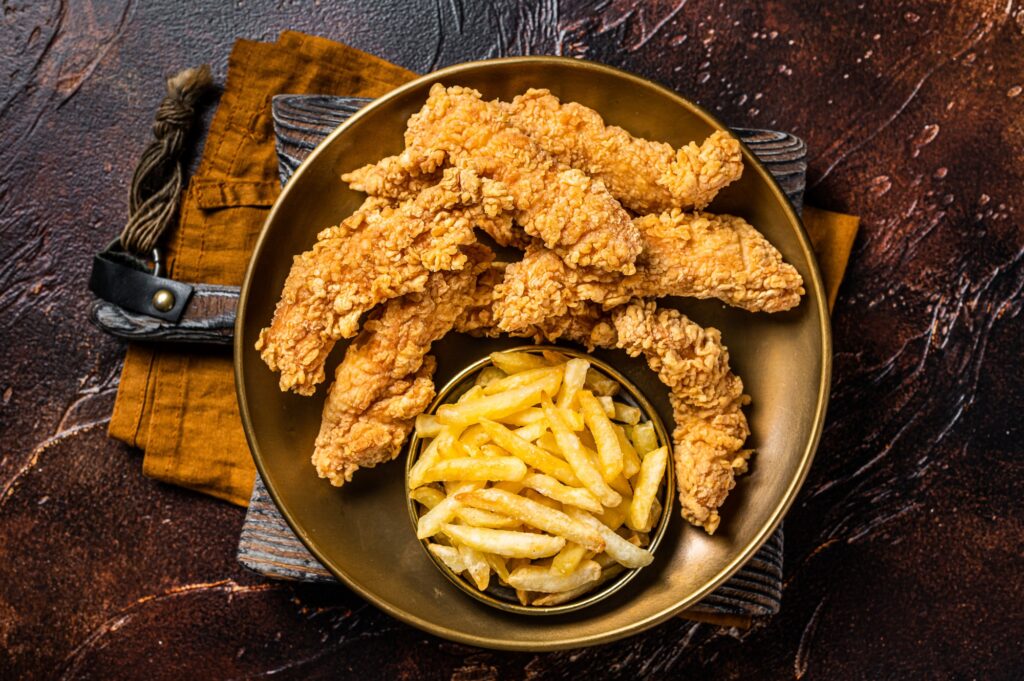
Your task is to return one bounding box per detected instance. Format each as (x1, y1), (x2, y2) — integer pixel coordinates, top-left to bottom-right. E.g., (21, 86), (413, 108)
(1, 1), (1022, 678)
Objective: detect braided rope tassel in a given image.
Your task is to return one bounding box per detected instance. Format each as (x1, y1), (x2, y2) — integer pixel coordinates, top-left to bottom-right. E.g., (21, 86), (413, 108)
(121, 65), (213, 255)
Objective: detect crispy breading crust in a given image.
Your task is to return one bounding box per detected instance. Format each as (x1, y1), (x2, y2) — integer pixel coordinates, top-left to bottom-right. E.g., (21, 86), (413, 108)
(402, 84), (643, 273)
(492, 211), (805, 336)
(256, 168), (513, 395)
(312, 245), (495, 486)
(612, 302), (751, 534)
(503, 88), (744, 213)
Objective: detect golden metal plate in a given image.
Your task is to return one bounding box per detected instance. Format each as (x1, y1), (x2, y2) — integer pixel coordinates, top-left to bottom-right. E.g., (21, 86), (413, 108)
(405, 346), (674, 615)
(235, 57), (831, 651)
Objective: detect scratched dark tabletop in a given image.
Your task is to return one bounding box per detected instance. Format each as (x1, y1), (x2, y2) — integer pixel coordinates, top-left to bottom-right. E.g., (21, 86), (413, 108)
(2, 1), (1022, 679)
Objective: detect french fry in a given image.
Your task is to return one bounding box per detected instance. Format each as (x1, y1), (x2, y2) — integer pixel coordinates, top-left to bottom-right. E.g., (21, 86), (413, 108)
(479, 420), (579, 486)
(542, 397), (621, 508)
(409, 486), (445, 509)
(579, 390), (624, 482)
(612, 402), (642, 425)
(490, 350), (548, 374)
(454, 506), (519, 529)
(492, 480), (524, 495)
(436, 375), (561, 426)
(507, 560), (601, 593)
(444, 480), (484, 497)
(459, 385), (485, 403)
(532, 565), (625, 606)
(628, 445), (668, 532)
(421, 456), (527, 483)
(556, 358), (590, 410)
(535, 433), (564, 460)
(458, 543), (491, 591)
(442, 524), (566, 559)
(613, 425), (642, 479)
(597, 395), (615, 418)
(499, 407), (545, 427)
(550, 542), (587, 576)
(515, 589), (532, 606)
(479, 443), (508, 458)
(523, 488), (562, 511)
(475, 365), (506, 388)
(408, 434), (445, 489)
(459, 424), (490, 448)
(584, 368), (620, 397)
(415, 414), (442, 438)
(484, 553), (511, 583)
(565, 507), (654, 568)
(427, 543), (468, 574)
(608, 473), (632, 498)
(521, 473), (603, 514)
(439, 435), (474, 460)
(596, 497), (629, 531)
(483, 366), (563, 396)
(540, 350), (569, 365)
(631, 421), (658, 455)
(456, 488), (605, 553)
(416, 495), (461, 539)
(559, 407), (585, 431)
(639, 496), (663, 534)
(511, 421), (548, 443)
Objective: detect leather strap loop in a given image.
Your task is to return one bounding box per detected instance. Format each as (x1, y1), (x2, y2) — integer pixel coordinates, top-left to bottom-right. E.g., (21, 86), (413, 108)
(89, 248), (194, 322)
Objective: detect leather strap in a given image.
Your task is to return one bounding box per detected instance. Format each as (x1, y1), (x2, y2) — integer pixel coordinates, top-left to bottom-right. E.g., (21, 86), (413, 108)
(89, 249), (194, 322)
(88, 243), (238, 345)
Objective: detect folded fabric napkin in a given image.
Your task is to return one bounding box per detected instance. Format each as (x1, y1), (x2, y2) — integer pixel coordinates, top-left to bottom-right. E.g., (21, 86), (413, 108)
(109, 31), (858, 510)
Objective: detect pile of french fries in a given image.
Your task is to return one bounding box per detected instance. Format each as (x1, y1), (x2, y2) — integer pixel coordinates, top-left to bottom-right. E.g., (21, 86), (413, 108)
(409, 349), (669, 607)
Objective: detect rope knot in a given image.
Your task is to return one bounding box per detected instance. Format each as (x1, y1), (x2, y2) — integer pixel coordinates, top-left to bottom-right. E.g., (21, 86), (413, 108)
(121, 65), (213, 255)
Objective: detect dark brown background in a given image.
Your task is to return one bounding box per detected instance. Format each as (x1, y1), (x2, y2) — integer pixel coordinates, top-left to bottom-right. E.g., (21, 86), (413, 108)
(1, 1), (1022, 678)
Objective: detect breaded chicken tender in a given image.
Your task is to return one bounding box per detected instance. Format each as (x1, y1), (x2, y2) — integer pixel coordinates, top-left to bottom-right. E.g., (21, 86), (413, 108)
(257, 168), (513, 395)
(612, 302), (751, 534)
(492, 211), (804, 335)
(313, 245), (496, 486)
(502, 88), (744, 213)
(348, 84), (643, 273)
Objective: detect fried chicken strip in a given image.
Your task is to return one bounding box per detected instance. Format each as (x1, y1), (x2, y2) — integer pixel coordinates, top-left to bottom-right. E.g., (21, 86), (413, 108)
(502, 88), (744, 213)
(347, 84), (643, 273)
(612, 302), (750, 535)
(493, 210), (804, 334)
(313, 245), (495, 486)
(257, 167), (513, 395)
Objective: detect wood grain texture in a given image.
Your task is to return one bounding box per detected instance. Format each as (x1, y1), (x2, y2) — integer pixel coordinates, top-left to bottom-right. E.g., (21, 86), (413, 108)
(0, 1), (1021, 678)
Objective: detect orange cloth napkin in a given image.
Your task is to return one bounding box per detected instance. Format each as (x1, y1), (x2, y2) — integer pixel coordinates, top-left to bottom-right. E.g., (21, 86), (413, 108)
(108, 32), (858, 507)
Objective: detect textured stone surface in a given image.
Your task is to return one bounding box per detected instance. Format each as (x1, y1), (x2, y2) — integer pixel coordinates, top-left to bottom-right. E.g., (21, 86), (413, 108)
(1, 1), (1021, 678)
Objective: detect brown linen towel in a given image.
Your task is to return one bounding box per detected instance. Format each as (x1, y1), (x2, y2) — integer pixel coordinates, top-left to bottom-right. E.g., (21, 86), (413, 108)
(108, 32), (858, 507)
(108, 32), (416, 504)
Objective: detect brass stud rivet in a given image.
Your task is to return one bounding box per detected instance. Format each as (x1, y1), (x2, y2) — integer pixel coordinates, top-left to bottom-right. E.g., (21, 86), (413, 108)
(152, 289), (175, 312)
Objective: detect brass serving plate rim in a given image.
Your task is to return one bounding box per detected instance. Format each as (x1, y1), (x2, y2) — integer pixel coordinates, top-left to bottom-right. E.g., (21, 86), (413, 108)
(234, 55), (833, 651)
(405, 345), (675, 615)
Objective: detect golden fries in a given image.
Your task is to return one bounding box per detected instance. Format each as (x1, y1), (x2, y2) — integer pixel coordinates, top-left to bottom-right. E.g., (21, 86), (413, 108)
(436, 374), (561, 426)
(420, 456), (527, 483)
(507, 561), (601, 593)
(457, 488), (605, 553)
(489, 350), (548, 374)
(542, 396), (621, 508)
(521, 473), (603, 514)
(613, 402), (642, 425)
(409, 351), (669, 606)
(578, 390), (624, 482)
(443, 524), (566, 558)
(628, 446), (668, 531)
(631, 421), (658, 455)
